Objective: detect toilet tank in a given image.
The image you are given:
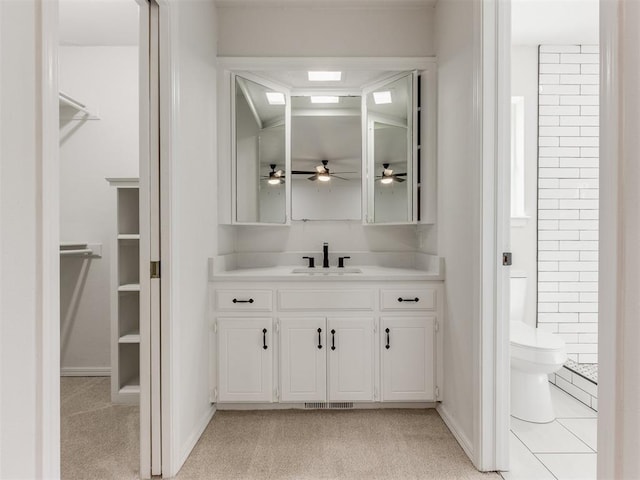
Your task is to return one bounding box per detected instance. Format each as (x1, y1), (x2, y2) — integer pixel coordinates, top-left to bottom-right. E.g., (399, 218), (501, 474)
(510, 270), (528, 322)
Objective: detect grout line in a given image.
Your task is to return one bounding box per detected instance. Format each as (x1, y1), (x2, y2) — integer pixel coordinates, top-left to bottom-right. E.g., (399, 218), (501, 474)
(554, 419), (597, 453)
(510, 430), (559, 480)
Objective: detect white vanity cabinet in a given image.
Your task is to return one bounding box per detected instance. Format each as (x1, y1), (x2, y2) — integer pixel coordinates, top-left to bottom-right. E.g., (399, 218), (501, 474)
(212, 279), (443, 406)
(279, 317), (375, 403)
(217, 316), (273, 402)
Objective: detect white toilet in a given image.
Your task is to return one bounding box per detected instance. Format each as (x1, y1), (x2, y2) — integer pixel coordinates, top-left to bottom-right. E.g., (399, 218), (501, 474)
(510, 271), (567, 423)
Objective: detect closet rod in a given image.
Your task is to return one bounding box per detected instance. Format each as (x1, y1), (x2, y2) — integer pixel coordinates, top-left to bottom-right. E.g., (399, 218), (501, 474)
(60, 248), (94, 256)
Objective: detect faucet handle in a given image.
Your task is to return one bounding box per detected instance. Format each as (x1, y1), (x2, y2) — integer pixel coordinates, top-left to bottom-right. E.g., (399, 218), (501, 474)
(302, 256), (315, 268)
(338, 256), (351, 268)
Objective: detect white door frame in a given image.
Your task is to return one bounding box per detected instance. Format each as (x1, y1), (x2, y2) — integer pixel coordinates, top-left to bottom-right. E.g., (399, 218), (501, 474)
(474, 0), (511, 472)
(35, 0), (156, 476)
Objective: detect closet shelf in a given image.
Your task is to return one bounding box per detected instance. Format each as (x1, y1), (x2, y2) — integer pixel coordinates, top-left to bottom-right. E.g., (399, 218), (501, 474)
(119, 332), (141, 344)
(118, 234), (140, 240)
(60, 242), (102, 257)
(59, 91), (99, 120)
(118, 284), (140, 292)
(119, 378), (140, 395)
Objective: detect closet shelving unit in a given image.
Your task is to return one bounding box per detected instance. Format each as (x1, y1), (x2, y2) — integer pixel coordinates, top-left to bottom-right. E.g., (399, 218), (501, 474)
(107, 178), (140, 404)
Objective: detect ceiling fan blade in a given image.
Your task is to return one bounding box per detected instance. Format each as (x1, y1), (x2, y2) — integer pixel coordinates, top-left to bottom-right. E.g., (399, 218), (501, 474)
(331, 175), (350, 181)
(291, 170), (316, 175)
(395, 177), (406, 183)
(331, 171), (357, 174)
(395, 172), (408, 176)
(307, 174), (318, 181)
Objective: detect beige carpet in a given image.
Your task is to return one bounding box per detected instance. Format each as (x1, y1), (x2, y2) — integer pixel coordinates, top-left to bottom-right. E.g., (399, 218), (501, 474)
(176, 409), (500, 480)
(61, 377), (139, 480)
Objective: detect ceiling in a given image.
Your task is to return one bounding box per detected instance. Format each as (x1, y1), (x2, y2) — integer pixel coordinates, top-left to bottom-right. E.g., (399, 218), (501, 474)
(512, 0), (598, 46)
(59, 0), (139, 46)
(59, 0), (598, 51)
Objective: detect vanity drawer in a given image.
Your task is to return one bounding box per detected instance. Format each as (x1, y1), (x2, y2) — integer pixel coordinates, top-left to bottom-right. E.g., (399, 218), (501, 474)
(380, 288), (436, 311)
(278, 289), (374, 311)
(216, 290), (273, 311)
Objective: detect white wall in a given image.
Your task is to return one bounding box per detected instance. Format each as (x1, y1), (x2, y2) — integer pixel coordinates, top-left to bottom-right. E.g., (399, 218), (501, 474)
(510, 46), (539, 328)
(1, 0), (60, 477)
(161, 0), (218, 476)
(433, 0), (477, 455)
(59, 46), (139, 373)
(217, 5), (435, 57)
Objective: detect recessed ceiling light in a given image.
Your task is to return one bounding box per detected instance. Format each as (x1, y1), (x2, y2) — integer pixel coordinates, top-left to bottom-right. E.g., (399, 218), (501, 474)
(310, 96), (340, 104)
(308, 71), (342, 82)
(266, 92), (285, 105)
(373, 91), (392, 105)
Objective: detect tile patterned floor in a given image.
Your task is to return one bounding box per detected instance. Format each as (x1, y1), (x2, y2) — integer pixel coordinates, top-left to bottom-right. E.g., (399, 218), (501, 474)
(500, 384), (597, 480)
(564, 359), (598, 384)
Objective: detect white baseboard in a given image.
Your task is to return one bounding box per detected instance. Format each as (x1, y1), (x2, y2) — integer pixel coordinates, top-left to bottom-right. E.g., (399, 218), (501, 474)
(216, 402), (438, 411)
(437, 404), (474, 462)
(61, 367), (111, 377)
(175, 405), (216, 477)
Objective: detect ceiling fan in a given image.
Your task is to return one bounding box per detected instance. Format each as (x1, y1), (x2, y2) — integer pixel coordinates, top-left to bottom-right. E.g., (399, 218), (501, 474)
(291, 159), (356, 182)
(376, 163), (407, 184)
(262, 164), (285, 185)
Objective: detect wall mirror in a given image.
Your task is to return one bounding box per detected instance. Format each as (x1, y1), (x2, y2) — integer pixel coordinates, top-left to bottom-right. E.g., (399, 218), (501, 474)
(223, 61), (436, 226)
(365, 72), (414, 224)
(290, 95), (362, 221)
(234, 75), (288, 224)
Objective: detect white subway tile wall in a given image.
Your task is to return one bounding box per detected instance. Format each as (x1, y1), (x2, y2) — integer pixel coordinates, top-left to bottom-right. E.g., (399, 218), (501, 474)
(538, 45), (599, 365)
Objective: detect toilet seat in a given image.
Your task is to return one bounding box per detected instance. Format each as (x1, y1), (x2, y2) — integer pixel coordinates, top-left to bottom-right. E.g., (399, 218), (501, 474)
(511, 321), (564, 350)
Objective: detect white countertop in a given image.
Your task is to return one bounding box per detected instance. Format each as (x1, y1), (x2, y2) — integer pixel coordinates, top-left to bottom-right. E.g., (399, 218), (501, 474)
(210, 252), (444, 282)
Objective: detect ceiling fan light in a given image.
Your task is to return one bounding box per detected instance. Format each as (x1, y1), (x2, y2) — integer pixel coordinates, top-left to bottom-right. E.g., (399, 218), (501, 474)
(381, 176), (394, 184)
(268, 178), (281, 185)
(318, 173), (331, 182)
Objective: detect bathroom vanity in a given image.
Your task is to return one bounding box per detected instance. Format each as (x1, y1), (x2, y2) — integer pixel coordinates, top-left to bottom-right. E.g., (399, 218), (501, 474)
(210, 253), (444, 408)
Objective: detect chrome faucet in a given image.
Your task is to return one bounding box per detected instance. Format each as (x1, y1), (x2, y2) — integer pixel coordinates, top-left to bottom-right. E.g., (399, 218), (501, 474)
(323, 242), (329, 268)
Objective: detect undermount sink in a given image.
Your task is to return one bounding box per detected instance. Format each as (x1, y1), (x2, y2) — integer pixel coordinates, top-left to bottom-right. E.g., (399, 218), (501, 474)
(291, 267), (363, 275)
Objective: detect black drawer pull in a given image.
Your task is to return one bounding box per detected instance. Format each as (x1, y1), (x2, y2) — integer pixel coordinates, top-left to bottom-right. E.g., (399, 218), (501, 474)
(331, 329), (336, 351)
(397, 297), (419, 303)
(233, 298), (254, 304)
(317, 328), (323, 349)
(385, 328), (390, 349)
(262, 328), (268, 350)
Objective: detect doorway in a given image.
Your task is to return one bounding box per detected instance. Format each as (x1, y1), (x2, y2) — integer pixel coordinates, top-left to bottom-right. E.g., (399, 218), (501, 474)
(504, 1), (599, 478)
(57, 0), (159, 477)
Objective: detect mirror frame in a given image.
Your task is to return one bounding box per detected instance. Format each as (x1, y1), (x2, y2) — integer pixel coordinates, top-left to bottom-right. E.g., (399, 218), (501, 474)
(217, 58), (437, 227)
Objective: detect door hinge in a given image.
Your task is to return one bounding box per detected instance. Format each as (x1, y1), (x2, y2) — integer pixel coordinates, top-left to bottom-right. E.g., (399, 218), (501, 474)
(435, 386), (440, 399)
(213, 322), (218, 334)
(502, 252), (512, 266)
(434, 320), (439, 333)
(213, 388), (218, 401)
(150, 260), (161, 278)
(275, 320), (280, 333)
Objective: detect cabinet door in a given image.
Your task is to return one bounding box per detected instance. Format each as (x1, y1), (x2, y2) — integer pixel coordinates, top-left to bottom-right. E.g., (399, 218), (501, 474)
(217, 318), (272, 402)
(381, 316), (435, 401)
(279, 318), (326, 402)
(328, 317), (374, 402)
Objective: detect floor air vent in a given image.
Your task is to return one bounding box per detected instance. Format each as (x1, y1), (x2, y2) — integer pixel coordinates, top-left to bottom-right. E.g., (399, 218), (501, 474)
(304, 402), (354, 409)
